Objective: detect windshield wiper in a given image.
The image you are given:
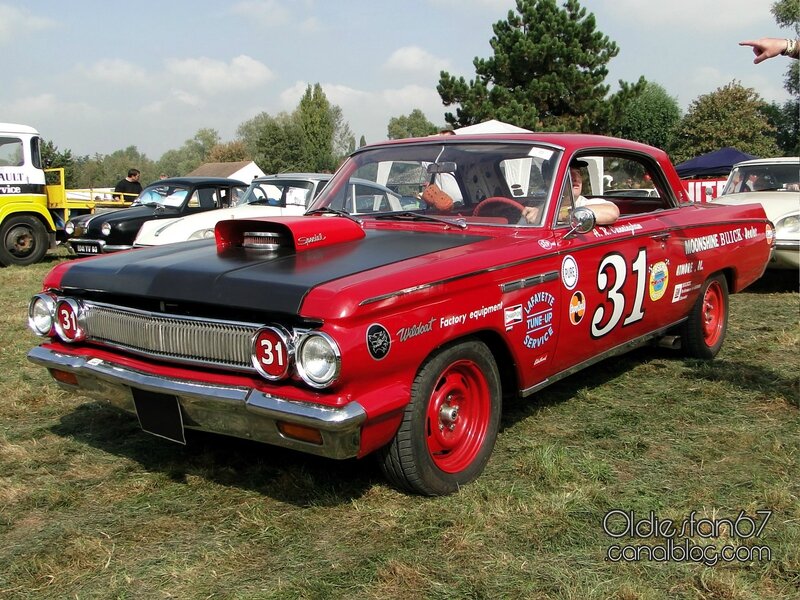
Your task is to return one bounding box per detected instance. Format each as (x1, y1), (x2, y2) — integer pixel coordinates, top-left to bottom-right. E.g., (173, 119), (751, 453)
(374, 212), (467, 230)
(305, 207), (362, 224)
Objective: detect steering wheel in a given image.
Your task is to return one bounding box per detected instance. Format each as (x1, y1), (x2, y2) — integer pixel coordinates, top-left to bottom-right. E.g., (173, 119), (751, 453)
(472, 196), (526, 220)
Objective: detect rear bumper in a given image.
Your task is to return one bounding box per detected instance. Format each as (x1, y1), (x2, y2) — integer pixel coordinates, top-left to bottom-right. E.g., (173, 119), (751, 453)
(27, 346), (366, 459)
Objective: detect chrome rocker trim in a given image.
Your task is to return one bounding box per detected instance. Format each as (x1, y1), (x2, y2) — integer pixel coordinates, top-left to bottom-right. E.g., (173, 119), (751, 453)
(27, 346), (366, 459)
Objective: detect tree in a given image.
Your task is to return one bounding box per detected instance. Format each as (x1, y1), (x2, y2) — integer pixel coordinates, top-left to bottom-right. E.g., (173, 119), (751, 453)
(761, 100), (800, 155)
(359, 135), (367, 148)
(253, 112), (305, 174)
(387, 109), (438, 139)
(772, 0), (799, 95)
(330, 105), (356, 166)
(667, 82), (780, 163)
(297, 83), (336, 172)
(611, 82), (681, 149)
(155, 129), (219, 177)
(437, 0), (644, 133)
(207, 141), (251, 163)
(40, 140), (79, 188)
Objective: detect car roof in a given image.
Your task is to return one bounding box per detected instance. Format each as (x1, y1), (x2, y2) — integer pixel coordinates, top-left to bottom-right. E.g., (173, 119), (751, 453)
(253, 173), (333, 183)
(148, 177), (248, 186)
(732, 157), (800, 167)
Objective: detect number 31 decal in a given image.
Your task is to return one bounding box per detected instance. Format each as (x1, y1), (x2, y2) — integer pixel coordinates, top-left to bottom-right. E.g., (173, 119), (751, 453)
(591, 248), (647, 338)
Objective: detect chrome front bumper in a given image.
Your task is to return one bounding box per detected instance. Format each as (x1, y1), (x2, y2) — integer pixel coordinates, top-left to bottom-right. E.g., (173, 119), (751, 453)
(28, 346), (366, 459)
(68, 238), (134, 254)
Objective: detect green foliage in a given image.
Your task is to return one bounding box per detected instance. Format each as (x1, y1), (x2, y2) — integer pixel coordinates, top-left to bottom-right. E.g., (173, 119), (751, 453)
(359, 135), (367, 147)
(206, 140), (251, 163)
(611, 82), (681, 149)
(437, 0), (643, 133)
(772, 0), (800, 96)
(387, 109), (438, 139)
(667, 82), (780, 163)
(155, 129), (220, 178)
(40, 140), (78, 188)
(761, 99), (800, 155)
(297, 83), (336, 172)
(252, 112), (305, 173)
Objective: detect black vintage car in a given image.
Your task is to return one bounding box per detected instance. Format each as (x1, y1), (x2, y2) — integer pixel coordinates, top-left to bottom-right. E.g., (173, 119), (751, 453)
(65, 177), (247, 256)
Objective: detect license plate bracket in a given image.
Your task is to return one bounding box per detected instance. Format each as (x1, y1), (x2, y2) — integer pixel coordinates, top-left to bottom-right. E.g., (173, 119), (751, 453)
(132, 389), (186, 444)
(75, 244), (100, 254)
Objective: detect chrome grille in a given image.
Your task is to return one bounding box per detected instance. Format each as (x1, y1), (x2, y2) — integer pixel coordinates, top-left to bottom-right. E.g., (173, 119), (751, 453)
(83, 301), (260, 371)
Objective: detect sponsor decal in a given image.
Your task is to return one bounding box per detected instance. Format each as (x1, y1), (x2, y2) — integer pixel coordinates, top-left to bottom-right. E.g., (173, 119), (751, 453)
(561, 255), (579, 290)
(672, 282), (691, 303)
(505, 304), (523, 330)
(648, 261), (669, 302)
(397, 317), (435, 342)
(366, 323), (390, 360)
(441, 302), (503, 330)
(297, 232), (326, 246)
(533, 354), (548, 366)
(569, 291), (586, 325)
(675, 260), (703, 277)
(684, 229), (744, 255)
(524, 292), (555, 349)
(538, 239), (555, 250)
(744, 226), (758, 240)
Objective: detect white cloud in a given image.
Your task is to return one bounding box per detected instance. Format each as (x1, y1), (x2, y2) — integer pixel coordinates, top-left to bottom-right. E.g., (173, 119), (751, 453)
(0, 4), (55, 44)
(165, 55), (274, 94)
(595, 0), (775, 31)
(384, 46), (451, 76)
(80, 59), (149, 86)
(230, 0), (290, 26)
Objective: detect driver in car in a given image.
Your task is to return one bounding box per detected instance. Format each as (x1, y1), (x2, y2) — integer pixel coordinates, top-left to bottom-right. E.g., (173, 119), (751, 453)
(522, 160), (619, 225)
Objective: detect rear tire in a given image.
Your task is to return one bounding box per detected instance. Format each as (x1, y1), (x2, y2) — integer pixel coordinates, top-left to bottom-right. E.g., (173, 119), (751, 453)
(378, 339), (502, 495)
(0, 216), (49, 266)
(680, 274), (728, 359)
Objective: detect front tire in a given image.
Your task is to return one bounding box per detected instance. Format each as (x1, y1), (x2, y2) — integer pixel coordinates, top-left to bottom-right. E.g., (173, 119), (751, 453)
(0, 216), (49, 267)
(379, 340), (502, 495)
(680, 274), (728, 359)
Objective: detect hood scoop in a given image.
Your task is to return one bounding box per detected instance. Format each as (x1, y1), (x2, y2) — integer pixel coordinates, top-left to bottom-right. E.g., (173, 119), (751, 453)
(215, 215), (365, 253)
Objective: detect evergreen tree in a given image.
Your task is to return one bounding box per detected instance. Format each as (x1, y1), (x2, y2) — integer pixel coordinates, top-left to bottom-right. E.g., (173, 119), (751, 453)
(387, 109), (438, 139)
(437, 0), (643, 133)
(297, 83), (336, 172)
(667, 82), (780, 163)
(40, 140), (78, 188)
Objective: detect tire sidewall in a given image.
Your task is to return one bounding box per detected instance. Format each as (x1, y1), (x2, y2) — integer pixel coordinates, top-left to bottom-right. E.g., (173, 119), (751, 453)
(0, 216), (49, 266)
(406, 340), (502, 495)
(684, 274), (729, 359)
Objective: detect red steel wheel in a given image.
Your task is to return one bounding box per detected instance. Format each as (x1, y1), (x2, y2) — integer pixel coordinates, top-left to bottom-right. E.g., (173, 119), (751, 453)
(425, 359), (491, 473)
(378, 339), (502, 495)
(680, 274), (729, 359)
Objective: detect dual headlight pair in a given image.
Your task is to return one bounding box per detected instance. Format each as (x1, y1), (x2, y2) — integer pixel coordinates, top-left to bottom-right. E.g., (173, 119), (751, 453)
(65, 221), (111, 236)
(27, 293), (341, 389)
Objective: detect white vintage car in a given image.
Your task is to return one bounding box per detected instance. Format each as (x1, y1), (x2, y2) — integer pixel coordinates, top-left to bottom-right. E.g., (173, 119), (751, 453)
(712, 157), (800, 270)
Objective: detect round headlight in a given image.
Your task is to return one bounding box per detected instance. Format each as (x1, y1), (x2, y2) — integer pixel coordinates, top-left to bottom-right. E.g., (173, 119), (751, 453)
(100, 222), (111, 236)
(188, 228), (215, 240)
(28, 293), (57, 336)
(776, 214), (800, 235)
(65, 221), (75, 235)
(296, 332), (341, 388)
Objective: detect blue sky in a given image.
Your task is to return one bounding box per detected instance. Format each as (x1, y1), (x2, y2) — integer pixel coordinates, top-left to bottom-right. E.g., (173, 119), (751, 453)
(1, 0), (793, 159)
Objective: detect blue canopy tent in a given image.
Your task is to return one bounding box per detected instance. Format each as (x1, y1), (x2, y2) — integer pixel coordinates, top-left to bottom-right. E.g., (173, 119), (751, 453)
(674, 147), (757, 178)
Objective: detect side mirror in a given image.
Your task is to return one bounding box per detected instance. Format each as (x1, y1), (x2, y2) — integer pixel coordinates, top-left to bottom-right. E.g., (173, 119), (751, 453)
(565, 206), (595, 237)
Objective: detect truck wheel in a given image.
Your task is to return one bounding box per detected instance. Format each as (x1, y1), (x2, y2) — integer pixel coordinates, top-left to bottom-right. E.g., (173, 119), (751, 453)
(379, 340), (502, 495)
(0, 216), (49, 267)
(680, 274), (728, 359)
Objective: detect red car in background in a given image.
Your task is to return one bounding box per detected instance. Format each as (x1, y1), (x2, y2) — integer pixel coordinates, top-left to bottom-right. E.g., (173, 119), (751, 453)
(27, 133), (773, 495)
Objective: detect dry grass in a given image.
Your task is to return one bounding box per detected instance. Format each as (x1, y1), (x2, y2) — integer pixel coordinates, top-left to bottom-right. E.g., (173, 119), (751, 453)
(0, 257), (797, 599)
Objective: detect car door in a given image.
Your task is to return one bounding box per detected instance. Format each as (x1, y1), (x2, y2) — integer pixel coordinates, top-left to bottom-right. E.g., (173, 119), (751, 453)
(547, 152), (677, 376)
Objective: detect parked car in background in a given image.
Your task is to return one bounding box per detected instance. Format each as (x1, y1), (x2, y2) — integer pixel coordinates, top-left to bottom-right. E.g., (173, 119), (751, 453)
(65, 177), (247, 256)
(712, 157), (800, 270)
(134, 173), (408, 246)
(28, 133), (773, 495)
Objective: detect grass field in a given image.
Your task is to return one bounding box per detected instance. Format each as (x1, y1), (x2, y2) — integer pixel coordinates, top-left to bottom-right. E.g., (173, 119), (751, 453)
(0, 255), (797, 599)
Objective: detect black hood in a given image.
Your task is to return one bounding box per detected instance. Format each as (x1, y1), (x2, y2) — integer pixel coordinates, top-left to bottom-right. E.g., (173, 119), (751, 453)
(83, 205), (179, 234)
(58, 229), (488, 314)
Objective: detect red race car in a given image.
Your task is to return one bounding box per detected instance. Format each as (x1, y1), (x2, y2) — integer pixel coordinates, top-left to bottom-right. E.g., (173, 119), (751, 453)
(27, 133), (773, 495)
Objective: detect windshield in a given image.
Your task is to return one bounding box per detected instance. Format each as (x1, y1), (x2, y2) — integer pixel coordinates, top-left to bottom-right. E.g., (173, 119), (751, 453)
(235, 178), (323, 208)
(722, 162), (800, 194)
(133, 184), (190, 207)
(309, 141), (563, 226)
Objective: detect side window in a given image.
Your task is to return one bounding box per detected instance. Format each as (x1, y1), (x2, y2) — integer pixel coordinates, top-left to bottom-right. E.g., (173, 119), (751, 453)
(0, 137), (24, 167)
(186, 190), (200, 208)
(578, 154), (673, 216)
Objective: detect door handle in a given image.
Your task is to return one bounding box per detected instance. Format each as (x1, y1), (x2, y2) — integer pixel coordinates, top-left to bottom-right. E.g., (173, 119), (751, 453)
(650, 233), (670, 242)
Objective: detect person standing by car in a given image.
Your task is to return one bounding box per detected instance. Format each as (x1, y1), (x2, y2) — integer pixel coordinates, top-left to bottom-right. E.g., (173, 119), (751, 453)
(113, 169), (142, 202)
(739, 37), (800, 63)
